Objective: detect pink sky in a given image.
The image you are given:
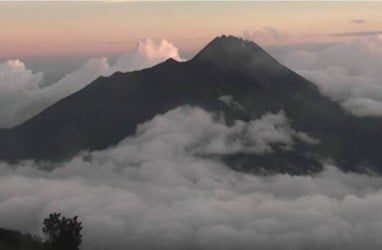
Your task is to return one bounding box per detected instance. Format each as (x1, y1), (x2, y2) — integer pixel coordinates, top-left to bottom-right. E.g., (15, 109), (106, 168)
(1, 2), (382, 58)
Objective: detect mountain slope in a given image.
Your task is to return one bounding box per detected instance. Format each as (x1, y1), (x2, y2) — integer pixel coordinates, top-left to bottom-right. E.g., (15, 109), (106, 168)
(0, 35), (381, 174)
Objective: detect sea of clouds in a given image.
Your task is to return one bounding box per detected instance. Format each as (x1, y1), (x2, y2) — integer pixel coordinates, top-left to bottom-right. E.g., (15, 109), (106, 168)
(1, 107), (382, 249)
(1, 36), (382, 249)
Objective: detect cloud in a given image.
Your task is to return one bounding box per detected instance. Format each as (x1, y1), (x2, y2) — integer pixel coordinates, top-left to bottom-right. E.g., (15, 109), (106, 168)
(112, 38), (182, 72)
(0, 106), (381, 250)
(131, 107), (317, 156)
(277, 35), (382, 116)
(0, 38), (182, 128)
(0, 60), (44, 128)
(342, 98), (382, 117)
(330, 30), (382, 37)
(350, 19), (366, 24)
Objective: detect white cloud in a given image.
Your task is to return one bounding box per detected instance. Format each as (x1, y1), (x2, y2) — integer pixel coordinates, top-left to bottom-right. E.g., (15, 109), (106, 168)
(0, 106), (380, 250)
(0, 38), (182, 128)
(0, 60), (42, 91)
(133, 107), (316, 155)
(342, 98), (382, 117)
(277, 35), (382, 117)
(112, 38), (182, 72)
(0, 60), (44, 127)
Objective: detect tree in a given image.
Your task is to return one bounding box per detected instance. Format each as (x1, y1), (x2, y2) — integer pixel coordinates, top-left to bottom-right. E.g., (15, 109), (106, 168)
(42, 213), (83, 250)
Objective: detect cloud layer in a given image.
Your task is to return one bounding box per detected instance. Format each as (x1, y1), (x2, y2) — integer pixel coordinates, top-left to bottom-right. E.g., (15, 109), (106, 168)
(0, 38), (182, 128)
(1, 107), (382, 250)
(278, 35), (382, 116)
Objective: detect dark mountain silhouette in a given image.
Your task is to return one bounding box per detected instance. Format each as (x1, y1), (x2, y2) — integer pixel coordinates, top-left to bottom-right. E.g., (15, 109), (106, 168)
(1, 35), (381, 174)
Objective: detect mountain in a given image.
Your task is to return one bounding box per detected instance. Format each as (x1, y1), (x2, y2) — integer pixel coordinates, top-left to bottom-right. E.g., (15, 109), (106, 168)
(1, 35), (382, 174)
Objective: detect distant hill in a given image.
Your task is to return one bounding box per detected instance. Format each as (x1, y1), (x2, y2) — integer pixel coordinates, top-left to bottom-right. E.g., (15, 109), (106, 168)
(0, 35), (381, 174)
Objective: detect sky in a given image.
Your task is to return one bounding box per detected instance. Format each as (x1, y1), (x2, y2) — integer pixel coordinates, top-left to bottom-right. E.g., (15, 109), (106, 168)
(1, 1), (382, 58)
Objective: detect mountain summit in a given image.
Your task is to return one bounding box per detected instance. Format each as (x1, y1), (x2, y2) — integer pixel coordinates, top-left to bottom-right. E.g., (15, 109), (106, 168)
(194, 35), (266, 63)
(194, 35), (288, 79)
(0, 35), (381, 174)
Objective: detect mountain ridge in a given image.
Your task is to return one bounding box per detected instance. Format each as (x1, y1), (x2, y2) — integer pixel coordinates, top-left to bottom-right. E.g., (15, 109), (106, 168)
(1, 35), (381, 175)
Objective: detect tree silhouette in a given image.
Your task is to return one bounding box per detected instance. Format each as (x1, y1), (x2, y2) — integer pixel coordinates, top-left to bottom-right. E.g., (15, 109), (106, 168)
(42, 213), (83, 250)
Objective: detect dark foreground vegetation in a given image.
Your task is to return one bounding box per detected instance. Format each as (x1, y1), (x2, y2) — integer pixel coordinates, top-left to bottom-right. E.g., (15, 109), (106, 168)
(0, 213), (82, 250)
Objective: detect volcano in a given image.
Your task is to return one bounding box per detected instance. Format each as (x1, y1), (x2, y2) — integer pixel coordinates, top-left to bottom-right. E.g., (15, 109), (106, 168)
(1, 35), (381, 174)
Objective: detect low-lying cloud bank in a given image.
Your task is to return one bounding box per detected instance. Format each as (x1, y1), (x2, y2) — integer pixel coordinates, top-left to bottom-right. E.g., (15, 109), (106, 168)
(0, 38), (182, 128)
(278, 35), (382, 117)
(1, 107), (382, 250)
